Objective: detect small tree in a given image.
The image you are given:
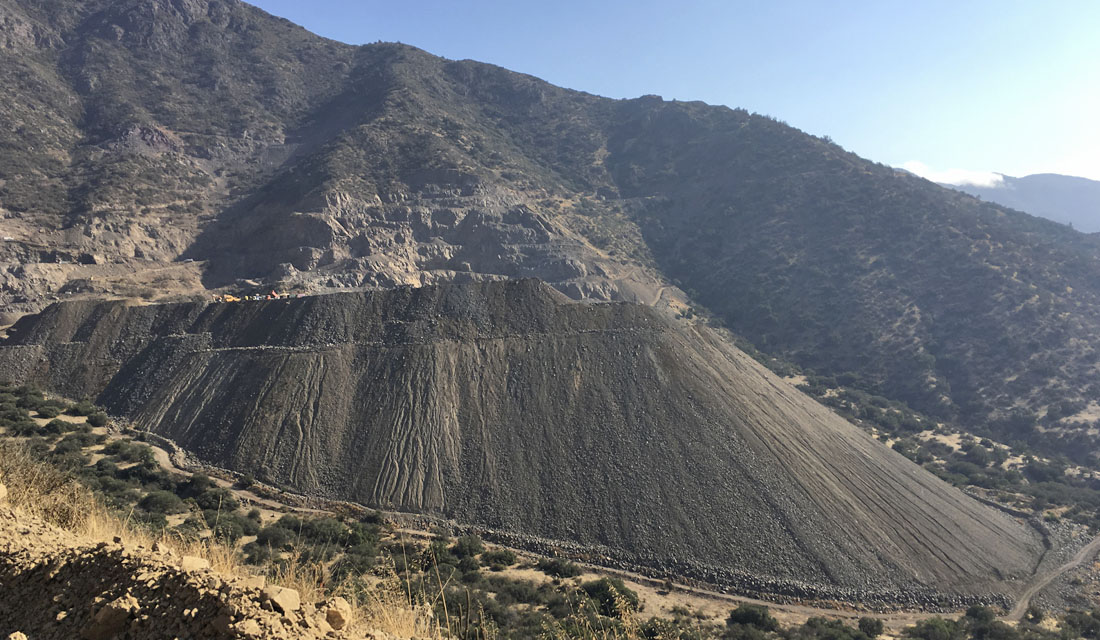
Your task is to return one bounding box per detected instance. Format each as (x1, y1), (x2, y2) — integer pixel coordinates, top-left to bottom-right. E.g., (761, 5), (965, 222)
(727, 604), (779, 632)
(482, 549), (517, 569)
(1024, 605), (1044, 624)
(451, 534), (484, 558)
(139, 490), (187, 514)
(859, 617), (885, 638)
(36, 405), (61, 419)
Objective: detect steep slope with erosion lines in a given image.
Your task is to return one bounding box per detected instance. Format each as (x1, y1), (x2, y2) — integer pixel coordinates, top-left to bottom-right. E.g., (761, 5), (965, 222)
(0, 280), (1045, 605)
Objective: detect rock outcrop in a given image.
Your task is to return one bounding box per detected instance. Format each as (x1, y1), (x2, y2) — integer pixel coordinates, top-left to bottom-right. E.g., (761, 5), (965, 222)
(0, 280), (1046, 603)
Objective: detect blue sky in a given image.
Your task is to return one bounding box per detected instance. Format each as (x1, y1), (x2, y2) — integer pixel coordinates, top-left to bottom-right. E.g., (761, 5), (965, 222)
(249, 0), (1100, 184)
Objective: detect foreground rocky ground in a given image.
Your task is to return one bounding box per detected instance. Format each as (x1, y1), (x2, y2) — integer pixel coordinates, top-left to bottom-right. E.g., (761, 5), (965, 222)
(0, 487), (368, 639)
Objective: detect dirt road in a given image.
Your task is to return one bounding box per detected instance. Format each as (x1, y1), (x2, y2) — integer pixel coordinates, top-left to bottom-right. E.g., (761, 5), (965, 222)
(1005, 533), (1100, 621)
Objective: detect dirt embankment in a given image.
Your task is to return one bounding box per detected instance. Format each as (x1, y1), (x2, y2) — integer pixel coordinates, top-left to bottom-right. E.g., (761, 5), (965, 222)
(0, 488), (364, 640)
(0, 280), (1047, 605)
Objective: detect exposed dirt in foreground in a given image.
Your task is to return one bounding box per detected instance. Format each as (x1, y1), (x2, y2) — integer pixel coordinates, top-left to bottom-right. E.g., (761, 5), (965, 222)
(0, 500), (364, 639)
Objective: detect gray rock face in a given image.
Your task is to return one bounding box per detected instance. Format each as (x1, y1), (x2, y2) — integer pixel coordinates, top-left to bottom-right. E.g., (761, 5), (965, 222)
(0, 279), (1044, 602)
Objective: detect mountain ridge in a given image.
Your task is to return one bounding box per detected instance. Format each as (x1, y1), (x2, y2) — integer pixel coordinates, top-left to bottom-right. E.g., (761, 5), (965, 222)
(2, 0), (1100, 462)
(942, 173), (1100, 233)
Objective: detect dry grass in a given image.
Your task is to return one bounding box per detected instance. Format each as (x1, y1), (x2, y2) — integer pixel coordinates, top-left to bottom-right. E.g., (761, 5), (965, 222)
(0, 438), (669, 639)
(540, 588), (652, 640)
(0, 440), (445, 639)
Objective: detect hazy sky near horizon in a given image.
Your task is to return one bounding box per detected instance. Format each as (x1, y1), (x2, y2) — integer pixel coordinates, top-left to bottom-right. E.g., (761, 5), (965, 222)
(249, 0), (1100, 185)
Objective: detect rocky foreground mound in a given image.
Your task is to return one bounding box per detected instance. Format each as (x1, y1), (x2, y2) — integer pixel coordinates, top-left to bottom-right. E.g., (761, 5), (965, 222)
(0, 280), (1045, 604)
(0, 487), (359, 639)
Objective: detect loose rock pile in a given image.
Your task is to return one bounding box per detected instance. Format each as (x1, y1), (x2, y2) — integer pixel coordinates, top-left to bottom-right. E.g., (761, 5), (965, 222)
(0, 280), (1046, 600)
(0, 488), (376, 639)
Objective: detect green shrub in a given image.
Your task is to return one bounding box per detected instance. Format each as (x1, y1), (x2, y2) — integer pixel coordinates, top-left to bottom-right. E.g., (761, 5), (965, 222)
(195, 487), (239, 512)
(422, 540), (458, 568)
(457, 555), (480, 573)
(859, 617), (884, 638)
(132, 510), (169, 531)
(243, 542), (273, 565)
(49, 449), (90, 471)
(103, 440), (155, 464)
(345, 522), (379, 548)
(59, 432), (98, 449)
(275, 514), (303, 531)
(66, 400), (98, 416)
(581, 577), (639, 618)
(15, 387), (46, 410)
(1061, 610), (1100, 639)
(451, 534), (484, 558)
(93, 458), (120, 477)
(40, 419), (73, 435)
(52, 438), (84, 456)
(359, 510), (383, 525)
(331, 552), (375, 581)
(36, 405), (61, 418)
(301, 517), (345, 544)
(724, 623), (769, 640)
(180, 473), (214, 496)
(537, 557), (582, 578)
(87, 412), (109, 428)
(256, 525), (295, 550)
(482, 549), (517, 569)
(494, 578), (542, 606)
(212, 511), (261, 537)
(792, 617), (868, 640)
(727, 604), (779, 632)
(903, 617), (965, 640)
(212, 520), (244, 545)
(175, 515), (207, 541)
(139, 490), (187, 514)
(96, 476), (137, 496)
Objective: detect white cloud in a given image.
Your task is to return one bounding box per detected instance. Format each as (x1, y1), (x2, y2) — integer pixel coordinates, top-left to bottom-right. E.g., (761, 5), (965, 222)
(899, 161), (1005, 188)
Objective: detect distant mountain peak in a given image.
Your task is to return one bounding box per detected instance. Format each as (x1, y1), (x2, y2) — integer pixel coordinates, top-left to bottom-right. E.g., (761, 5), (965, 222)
(940, 172), (1100, 232)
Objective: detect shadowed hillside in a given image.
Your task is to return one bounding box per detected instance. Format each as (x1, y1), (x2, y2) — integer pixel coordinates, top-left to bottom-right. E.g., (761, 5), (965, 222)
(0, 280), (1045, 605)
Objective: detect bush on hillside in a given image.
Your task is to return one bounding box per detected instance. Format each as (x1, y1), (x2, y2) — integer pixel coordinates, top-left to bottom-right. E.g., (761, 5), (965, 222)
(727, 605), (779, 632)
(139, 490), (187, 514)
(451, 534), (484, 559)
(536, 557), (582, 578)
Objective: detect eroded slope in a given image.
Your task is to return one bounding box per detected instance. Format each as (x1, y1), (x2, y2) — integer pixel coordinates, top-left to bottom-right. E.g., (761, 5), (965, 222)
(0, 280), (1044, 604)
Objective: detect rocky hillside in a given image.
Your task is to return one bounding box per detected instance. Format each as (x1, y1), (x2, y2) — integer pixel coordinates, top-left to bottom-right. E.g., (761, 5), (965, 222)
(0, 280), (1046, 604)
(3, 0), (1100, 457)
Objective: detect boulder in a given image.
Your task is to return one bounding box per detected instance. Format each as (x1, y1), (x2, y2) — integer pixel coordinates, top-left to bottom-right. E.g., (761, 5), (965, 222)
(261, 585), (300, 614)
(240, 575), (266, 590)
(324, 596), (352, 630)
(180, 555), (210, 572)
(83, 594), (139, 640)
